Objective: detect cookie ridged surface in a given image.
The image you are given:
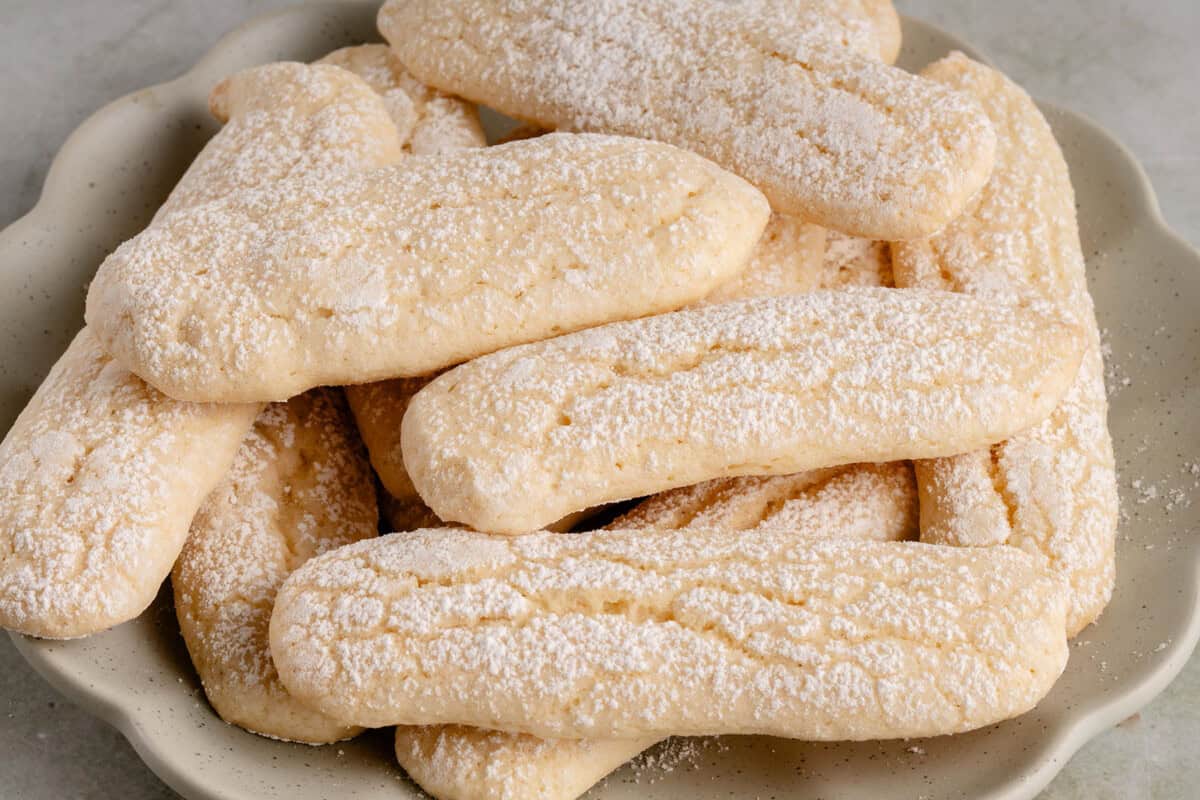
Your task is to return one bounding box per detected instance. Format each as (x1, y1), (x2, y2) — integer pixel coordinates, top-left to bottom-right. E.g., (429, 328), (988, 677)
(316, 44), (486, 154)
(390, 466), (916, 800)
(0, 330), (256, 638)
(271, 528), (1069, 739)
(379, 0), (995, 239)
(891, 54), (1118, 635)
(402, 288), (1084, 533)
(85, 133), (770, 403)
(173, 390), (377, 744)
(385, 181), (899, 798)
(353, 222), (882, 514)
(610, 462), (917, 541)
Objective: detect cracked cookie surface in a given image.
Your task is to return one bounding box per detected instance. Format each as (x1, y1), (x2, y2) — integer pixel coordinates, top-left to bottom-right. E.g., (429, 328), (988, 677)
(891, 54), (1118, 635)
(402, 288), (1084, 533)
(271, 528), (1069, 740)
(0, 62), (396, 638)
(173, 389), (377, 744)
(0, 330), (256, 638)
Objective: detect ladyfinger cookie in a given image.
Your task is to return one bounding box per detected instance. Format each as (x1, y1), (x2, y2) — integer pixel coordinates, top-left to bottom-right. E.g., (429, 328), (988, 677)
(387, 470), (914, 800)
(0, 330), (255, 639)
(891, 54), (1118, 635)
(0, 63), (399, 639)
(271, 528), (1069, 739)
(162, 62), (403, 218)
(316, 44), (486, 154)
(401, 288), (1084, 533)
(609, 462), (917, 541)
(395, 727), (658, 800)
(379, 0), (995, 239)
(389, 471), (916, 800)
(85, 133), (769, 403)
(173, 389), (377, 743)
(389, 228), (904, 798)
(350, 216), (826, 508)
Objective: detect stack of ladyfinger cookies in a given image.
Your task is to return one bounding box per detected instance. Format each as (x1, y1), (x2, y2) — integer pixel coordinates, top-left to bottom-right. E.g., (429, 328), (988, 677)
(0, 1), (1117, 798)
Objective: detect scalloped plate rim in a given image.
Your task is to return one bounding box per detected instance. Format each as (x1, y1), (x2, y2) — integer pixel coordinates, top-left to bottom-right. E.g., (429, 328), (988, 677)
(3, 4), (1199, 800)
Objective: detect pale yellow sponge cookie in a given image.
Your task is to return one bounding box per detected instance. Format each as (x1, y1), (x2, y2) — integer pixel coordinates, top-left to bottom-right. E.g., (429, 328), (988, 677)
(0, 330), (255, 639)
(173, 390), (377, 744)
(379, 0), (994, 238)
(891, 53), (1118, 635)
(402, 289), (1084, 533)
(316, 44), (486, 153)
(85, 133), (769, 403)
(271, 528), (1069, 740)
(0, 62), (398, 639)
(387, 462), (914, 800)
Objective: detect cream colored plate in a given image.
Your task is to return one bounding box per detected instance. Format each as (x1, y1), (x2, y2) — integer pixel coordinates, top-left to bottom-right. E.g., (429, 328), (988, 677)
(3, 3), (1199, 799)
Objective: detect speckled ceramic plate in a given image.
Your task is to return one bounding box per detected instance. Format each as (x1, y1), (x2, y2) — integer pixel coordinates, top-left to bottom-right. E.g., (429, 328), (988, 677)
(3, 3), (1199, 799)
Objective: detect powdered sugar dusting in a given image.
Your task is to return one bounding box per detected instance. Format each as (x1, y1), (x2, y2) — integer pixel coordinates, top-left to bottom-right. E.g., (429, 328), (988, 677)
(890, 53), (1118, 635)
(394, 724), (655, 800)
(380, 0), (996, 238)
(403, 288), (1084, 533)
(86, 133), (768, 402)
(173, 389), (376, 743)
(0, 331), (255, 638)
(271, 528), (1069, 739)
(317, 44), (487, 154)
(609, 462), (917, 542)
(0, 62), (390, 638)
(163, 62), (404, 219)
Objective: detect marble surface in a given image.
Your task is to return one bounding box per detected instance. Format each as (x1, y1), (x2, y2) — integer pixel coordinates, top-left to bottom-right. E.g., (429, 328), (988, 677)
(1, 1), (1197, 798)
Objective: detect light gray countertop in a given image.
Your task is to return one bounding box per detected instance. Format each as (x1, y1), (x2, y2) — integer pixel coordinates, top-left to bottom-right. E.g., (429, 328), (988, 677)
(1, 1), (1197, 798)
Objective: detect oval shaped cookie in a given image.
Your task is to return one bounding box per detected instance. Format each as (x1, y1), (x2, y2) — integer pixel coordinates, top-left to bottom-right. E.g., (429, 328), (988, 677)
(349, 215), (825, 506)
(0, 62), (398, 639)
(165, 61), (403, 218)
(390, 458), (915, 800)
(401, 288), (1085, 533)
(890, 54), (1118, 636)
(85, 133), (770, 403)
(379, 0), (994, 239)
(270, 528), (1069, 740)
(174, 389), (377, 743)
(0, 330), (257, 638)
